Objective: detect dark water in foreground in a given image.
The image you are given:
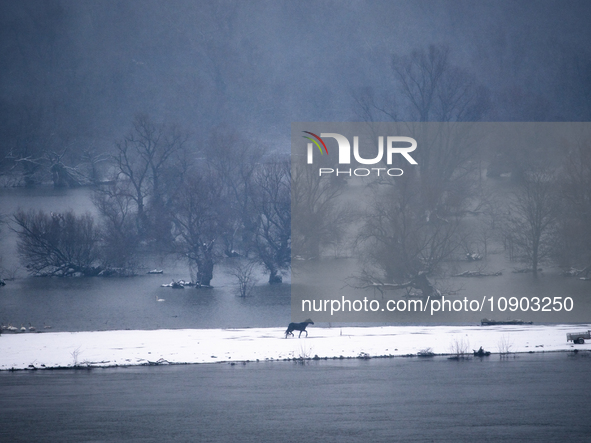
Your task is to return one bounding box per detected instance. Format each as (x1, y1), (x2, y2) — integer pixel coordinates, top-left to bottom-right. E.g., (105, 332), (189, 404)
(1, 353), (590, 442)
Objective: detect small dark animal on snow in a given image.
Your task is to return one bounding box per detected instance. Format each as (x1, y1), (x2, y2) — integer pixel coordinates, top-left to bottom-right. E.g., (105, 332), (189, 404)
(285, 319), (314, 338)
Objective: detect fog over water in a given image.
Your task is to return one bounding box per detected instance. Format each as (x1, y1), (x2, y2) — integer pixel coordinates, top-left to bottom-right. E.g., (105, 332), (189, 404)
(2, 2), (590, 314)
(1, 3), (591, 441)
(1, 186), (589, 331)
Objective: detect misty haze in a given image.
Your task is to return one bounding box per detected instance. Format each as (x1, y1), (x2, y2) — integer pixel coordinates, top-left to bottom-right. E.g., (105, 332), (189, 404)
(1, 1), (590, 442)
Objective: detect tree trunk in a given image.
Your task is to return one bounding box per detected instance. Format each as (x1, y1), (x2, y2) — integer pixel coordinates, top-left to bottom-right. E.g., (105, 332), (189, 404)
(411, 273), (438, 298)
(197, 260), (213, 286)
(195, 244), (215, 286)
(50, 163), (92, 187)
(268, 269), (282, 284)
(136, 199), (146, 238)
(532, 236), (539, 276)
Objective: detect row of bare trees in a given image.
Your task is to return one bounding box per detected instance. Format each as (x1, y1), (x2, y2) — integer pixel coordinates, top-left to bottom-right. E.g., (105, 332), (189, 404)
(343, 45), (591, 296)
(12, 115), (291, 284)
(335, 146), (590, 299)
(7, 44), (591, 294)
(8, 128), (591, 289)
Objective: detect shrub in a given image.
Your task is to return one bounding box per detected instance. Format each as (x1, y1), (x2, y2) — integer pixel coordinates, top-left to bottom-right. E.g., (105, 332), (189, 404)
(13, 209), (100, 276)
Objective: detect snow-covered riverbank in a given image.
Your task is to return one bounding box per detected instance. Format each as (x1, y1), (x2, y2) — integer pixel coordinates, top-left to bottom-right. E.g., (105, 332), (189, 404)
(1, 324), (589, 370)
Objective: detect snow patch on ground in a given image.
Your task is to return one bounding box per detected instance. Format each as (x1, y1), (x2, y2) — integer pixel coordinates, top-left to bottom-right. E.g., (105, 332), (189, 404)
(1, 324), (589, 370)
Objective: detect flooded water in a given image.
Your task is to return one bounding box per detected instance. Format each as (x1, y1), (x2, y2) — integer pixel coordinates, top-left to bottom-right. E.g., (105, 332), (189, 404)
(0, 273), (291, 331)
(0, 186), (291, 330)
(1, 353), (590, 442)
(293, 254), (591, 324)
(0, 188), (591, 331)
(2, 187), (591, 442)
(1, 186), (590, 331)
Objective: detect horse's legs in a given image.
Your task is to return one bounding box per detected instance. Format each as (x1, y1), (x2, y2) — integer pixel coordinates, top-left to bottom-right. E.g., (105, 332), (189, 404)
(298, 329), (308, 338)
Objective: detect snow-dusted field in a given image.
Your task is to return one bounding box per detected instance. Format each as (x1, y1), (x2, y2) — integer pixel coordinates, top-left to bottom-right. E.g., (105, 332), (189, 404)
(1, 324), (589, 370)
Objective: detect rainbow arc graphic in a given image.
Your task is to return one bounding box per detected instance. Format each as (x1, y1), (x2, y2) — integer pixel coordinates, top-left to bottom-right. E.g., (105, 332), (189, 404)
(302, 131), (328, 155)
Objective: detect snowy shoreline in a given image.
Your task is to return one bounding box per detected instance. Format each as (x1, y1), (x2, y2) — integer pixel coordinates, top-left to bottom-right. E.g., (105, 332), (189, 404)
(1, 324), (589, 371)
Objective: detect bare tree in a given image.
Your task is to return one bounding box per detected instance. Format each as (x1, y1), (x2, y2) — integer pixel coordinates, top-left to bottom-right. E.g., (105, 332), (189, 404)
(252, 158), (291, 283)
(46, 149), (93, 187)
(557, 141), (591, 270)
(504, 169), (559, 275)
(13, 209), (100, 276)
(92, 188), (139, 272)
(228, 260), (258, 298)
(110, 114), (187, 239)
(392, 45), (490, 123)
(170, 169), (226, 287)
(203, 130), (265, 257)
(81, 148), (110, 184)
(291, 162), (350, 259)
(347, 46), (491, 296)
(354, 177), (462, 297)
(359, 46), (490, 216)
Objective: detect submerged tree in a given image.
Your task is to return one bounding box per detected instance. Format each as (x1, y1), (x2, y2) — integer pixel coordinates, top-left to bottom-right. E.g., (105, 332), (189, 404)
(170, 168), (226, 287)
(291, 162), (350, 259)
(557, 142), (591, 270)
(349, 45), (490, 296)
(203, 130), (265, 257)
(107, 114), (188, 240)
(355, 176), (462, 298)
(504, 169), (559, 275)
(252, 158), (291, 283)
(13, 209), (100, 276)
(92, 188), (140, 272)
(228, 260), (258, 298)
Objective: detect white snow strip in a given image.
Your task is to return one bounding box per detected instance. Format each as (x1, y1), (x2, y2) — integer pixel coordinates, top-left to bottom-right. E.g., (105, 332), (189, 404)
(1, 324), (589, 370)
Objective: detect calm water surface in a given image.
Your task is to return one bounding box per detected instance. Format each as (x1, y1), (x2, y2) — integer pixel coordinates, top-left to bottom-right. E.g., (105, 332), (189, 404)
(1, 186), (590, 331)
(0, 187), (292, 330)
(1, 353), (590, 442)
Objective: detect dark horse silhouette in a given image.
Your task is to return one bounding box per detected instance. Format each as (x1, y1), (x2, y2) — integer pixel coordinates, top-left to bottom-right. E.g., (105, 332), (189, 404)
(285, 319), (314, 338)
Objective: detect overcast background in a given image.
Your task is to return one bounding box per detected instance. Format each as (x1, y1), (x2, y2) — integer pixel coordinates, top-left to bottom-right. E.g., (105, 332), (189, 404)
(1, 0), (590, 154)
